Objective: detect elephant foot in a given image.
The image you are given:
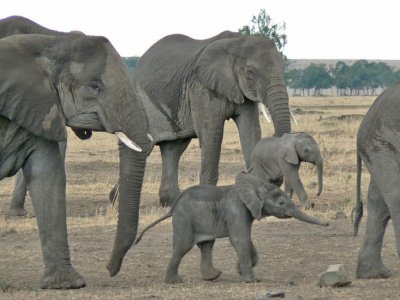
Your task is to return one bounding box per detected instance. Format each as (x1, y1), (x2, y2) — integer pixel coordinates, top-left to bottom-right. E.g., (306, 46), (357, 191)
(6, 207), (33, 218)
(240, 273), (261, 283)
(201, 268), (222, 281)
(165, 274), (183, 284)
(39, 266), (86, 289)
(356, 262), (392, 279)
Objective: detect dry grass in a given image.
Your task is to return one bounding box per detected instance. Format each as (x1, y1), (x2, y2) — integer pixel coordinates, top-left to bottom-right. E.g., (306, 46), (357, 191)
(2, 95), (391, 299)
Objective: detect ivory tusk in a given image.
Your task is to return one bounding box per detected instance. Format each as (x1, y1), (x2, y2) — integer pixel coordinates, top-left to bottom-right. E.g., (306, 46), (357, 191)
(147, 133), (154, 142)
(115, 132), (142, 152)
(290, 109), (298, 125)
(259, 103), (271, 123)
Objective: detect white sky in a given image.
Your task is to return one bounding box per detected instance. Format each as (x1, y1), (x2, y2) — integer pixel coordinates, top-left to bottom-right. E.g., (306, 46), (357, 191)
(1, 0), (399, 60)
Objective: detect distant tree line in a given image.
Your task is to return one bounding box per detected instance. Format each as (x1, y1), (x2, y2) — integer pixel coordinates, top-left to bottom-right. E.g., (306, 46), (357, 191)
(285, 60), (400, 96)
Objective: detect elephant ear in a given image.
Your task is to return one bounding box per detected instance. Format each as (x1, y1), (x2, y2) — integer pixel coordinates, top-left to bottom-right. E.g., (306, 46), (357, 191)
(193, 38), (244, 104)
(0, 35), (66, 141)
(281, 135), (299, 165)
(235, 171), (266, 220)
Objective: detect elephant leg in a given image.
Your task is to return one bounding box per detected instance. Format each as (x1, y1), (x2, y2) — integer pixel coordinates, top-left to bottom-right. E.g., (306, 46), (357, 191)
(159, 138), (191, 206)
(356, 178), (391, 279)
(250, 241), (258, 268)
(23, 140), (85, 289)
(165, 226), (193, 284)
(194, 120), (224, 185)
(197, 240), (222, 281)
(7, 169), (29, 217)
(233, 102), (261, 169)
(7, 141), (67, 217)
(229, 231), (260, 283)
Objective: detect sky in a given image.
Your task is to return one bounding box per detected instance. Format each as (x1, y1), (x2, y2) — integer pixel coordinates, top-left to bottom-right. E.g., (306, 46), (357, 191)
(1, 0), (399, 60)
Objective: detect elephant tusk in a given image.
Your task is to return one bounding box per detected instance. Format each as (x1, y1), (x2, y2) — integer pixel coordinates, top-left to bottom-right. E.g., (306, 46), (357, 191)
(259, 103), (271, 123)
(290, 109), (298, 125)
(147, 133), (154, 142)
(115, 132), (142, 152)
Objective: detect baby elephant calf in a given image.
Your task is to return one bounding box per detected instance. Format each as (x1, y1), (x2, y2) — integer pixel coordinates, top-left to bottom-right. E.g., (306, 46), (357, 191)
(135, 172), (328, 284)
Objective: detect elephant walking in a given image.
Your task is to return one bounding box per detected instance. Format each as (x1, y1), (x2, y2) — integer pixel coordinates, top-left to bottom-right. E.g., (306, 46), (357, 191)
(0, 16), (151, 288)
(135, 172), (328, 283)
(133, 31), (292, 206)
(248, 132), (323, 207)
(353, 83), (400, 279)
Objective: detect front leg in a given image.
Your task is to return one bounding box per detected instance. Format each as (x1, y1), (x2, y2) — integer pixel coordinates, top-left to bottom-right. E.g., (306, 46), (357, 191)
(228, 224), (260, 283)
(233, 101), (261, 169)
(198, 240), (222, 281)
(159, 139), (191, 206)
(23, 139), (85, 289)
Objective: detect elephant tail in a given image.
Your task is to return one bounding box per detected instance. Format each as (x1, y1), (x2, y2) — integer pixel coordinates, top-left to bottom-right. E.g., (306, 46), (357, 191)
(134, 193), (182, 245)
(351, 149), (363, 237)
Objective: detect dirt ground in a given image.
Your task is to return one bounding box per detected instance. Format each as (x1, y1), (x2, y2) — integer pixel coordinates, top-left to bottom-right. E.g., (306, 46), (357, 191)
(1, 96), (400, 299)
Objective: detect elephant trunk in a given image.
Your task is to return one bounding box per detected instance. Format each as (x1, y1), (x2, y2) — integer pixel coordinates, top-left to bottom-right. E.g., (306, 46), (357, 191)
(106, 94), (150, 277)
(289, 206), (329, 226)
(263, 82), (291, 137)
(316, 159), (323, 196)
(107, 145), (147, 276)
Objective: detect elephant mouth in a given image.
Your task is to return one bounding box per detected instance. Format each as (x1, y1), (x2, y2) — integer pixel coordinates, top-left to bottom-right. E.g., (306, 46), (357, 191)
(67, 112), (106, 131)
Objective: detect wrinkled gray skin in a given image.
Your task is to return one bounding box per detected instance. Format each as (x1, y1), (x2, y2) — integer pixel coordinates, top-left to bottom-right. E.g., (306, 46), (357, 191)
(249, 132), (323, 207)
(352, 83), (400, 279)
(0, 16), (151, 288)
(133, 31), (291, 206)
(7, 141), (66, 217)
(0, 16), (92, 217)
(135, 172), (328, 283)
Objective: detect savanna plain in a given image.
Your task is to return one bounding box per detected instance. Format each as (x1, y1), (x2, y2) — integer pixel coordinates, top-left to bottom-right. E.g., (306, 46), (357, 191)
(1, 96), (400, 299)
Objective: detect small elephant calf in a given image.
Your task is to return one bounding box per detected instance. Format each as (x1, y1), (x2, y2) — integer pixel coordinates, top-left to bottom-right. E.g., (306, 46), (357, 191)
(135, 172), (328, 284)
(249, 132), (323, 207)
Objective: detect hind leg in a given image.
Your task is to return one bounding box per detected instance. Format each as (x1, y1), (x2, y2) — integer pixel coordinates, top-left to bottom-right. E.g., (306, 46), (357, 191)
(198, 240), (222, 281)
(357, 177), (391, 278)
(165, 222), (193, 283)
(7, 170), (29, 217)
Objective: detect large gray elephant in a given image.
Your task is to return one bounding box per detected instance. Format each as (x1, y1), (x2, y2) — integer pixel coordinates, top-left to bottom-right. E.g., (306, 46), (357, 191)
(133, 31), (292, 206)
(249, 132), (323, 207)
(0, 16), (92, 217)
(352, 82), (400, 279)
(134, 172), (328, 283)
(0, 21), (151, 288)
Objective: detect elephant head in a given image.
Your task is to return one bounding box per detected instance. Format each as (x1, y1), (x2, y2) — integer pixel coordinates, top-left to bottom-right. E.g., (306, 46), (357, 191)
(281, 132), (323, 196)
(235, 172), (328, 226)
(194, 33), (291, 136)
(0, 33), (150, 276)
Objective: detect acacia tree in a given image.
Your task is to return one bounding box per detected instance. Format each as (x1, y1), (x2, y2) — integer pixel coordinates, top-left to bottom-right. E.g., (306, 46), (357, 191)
(239, 9), (287, 53)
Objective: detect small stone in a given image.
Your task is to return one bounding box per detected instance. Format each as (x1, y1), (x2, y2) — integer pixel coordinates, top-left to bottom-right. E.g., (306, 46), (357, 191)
(335, 211), (347, 220)
(252, 290), (285, 299)
(318, 264), (352, 287)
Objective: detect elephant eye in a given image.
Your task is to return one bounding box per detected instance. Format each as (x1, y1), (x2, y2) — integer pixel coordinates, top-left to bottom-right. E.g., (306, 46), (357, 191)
(245, 68), (255, 79)
(88, 81), (103, 94)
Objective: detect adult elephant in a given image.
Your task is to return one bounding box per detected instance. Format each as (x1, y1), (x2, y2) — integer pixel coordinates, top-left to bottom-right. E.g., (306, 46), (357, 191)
(353, 82), (400, 279)
(0, 30), (150, 287)
(134, 31), (291, 206)
(0, 16), (92, 217)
